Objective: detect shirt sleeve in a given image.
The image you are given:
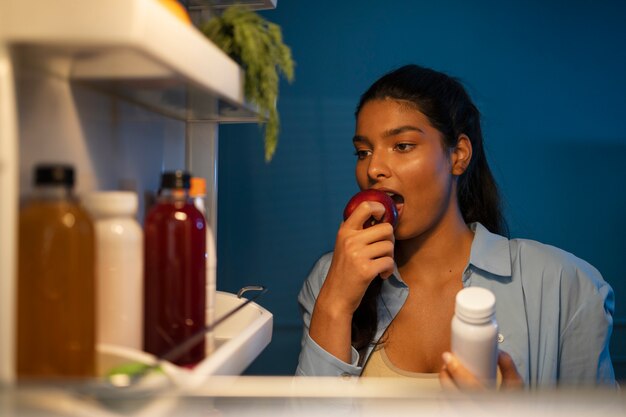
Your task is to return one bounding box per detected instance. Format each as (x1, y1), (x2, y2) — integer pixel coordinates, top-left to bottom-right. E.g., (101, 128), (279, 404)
(558, 260), (616, 386)
(295, 253), (363, 377)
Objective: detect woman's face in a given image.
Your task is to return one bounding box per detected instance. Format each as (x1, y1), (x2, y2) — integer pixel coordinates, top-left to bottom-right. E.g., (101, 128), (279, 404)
(353, 99), (457, 240)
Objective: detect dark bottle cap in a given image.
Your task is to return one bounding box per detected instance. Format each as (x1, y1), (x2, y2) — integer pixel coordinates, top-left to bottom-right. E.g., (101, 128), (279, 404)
(160, 171), (191, 190)
(34, 164), (75, 187)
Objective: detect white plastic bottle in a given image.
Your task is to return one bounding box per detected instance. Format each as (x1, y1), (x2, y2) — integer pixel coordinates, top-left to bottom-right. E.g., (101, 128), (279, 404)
(451, 287), (498, 385)
(82, 191), (143, 351)
(190, 177), (217, 355)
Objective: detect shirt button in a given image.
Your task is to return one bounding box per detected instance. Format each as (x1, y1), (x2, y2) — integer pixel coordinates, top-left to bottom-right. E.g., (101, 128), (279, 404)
(497, 333), (505, 343)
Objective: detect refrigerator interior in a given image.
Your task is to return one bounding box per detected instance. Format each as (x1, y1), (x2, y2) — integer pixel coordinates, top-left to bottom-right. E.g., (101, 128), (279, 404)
(0, 0), (271, 386)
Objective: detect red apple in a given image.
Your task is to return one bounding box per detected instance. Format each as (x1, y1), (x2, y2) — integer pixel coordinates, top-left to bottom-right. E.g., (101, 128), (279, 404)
(343, 189), (398, 229)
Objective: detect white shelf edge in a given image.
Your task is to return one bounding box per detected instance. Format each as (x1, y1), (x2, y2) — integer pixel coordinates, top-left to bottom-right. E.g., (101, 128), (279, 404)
(0, 43), (18, 386)
(98, 291), (272, 390)
(193, 291), (272, 377)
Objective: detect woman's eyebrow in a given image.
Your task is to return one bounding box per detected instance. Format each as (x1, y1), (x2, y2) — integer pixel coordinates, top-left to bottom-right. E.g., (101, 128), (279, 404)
(382, 125), (424, 137)
(353, 125), (423, 144)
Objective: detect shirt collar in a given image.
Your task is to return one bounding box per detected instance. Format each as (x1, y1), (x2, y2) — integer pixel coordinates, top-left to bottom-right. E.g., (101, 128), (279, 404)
(389, 263), (407, 288)
(468, 222), (512, 278)
(390, 222), (512, 287)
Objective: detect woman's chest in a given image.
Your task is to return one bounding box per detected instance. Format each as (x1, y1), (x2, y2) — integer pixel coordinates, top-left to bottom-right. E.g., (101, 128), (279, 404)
(382, 287), (458, 373)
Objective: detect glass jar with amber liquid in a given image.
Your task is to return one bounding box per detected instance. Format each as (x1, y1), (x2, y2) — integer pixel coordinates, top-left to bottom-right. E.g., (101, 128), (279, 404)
(17, 164), (96, 378)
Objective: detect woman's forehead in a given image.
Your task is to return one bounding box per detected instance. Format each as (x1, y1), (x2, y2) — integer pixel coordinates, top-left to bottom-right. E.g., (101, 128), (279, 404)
(357, 99), (432, 129)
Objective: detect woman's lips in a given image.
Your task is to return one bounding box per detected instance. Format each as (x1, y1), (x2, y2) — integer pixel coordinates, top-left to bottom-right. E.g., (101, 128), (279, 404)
(394, 202), (404, 220)
(387, 193), (404, 221)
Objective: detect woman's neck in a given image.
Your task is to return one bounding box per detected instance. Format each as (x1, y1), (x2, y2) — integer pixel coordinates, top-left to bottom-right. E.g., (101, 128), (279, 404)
(395, 212), (474, 287)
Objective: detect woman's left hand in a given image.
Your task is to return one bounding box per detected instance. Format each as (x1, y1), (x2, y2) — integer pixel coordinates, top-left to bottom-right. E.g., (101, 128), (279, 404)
(439, 350), (524, 390)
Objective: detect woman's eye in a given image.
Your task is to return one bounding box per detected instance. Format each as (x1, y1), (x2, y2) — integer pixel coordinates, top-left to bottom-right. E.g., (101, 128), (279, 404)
(395, 143), (415, 152)
(354, 149), (371, 160)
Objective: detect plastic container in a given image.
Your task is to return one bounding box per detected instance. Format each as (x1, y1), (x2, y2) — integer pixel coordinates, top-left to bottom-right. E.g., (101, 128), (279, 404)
(451, 287), (498, 384)
(143, 171), (206, 366)
(17, 164), (96, 377)
(189, 177), (217, 355)
(82, 191), (143, 351)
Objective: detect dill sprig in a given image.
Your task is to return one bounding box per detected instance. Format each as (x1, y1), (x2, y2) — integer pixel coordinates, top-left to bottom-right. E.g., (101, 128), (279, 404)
(202, 6), (294, 161)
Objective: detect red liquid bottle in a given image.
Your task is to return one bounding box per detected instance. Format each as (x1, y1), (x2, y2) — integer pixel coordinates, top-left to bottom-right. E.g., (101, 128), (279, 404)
(143, 171), (206, 366)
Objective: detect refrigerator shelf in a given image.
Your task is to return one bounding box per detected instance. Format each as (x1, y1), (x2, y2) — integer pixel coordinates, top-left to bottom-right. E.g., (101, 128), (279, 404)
(0, 291), (271, 416)
(0, 0), (263, 122)
(100, 291), (273, 390)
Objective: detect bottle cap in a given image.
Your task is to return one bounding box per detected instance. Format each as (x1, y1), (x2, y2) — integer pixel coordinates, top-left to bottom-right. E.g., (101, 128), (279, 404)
(189, 177), (207, 198)
(160, 171), (191, 190)
(455, 287), (496, 323)
(34, 164), (74, 187)
(82, 191), (138, 218)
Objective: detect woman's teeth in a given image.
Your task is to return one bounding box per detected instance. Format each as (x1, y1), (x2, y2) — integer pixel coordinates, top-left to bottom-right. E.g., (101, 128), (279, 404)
(387, 193), (404, 204)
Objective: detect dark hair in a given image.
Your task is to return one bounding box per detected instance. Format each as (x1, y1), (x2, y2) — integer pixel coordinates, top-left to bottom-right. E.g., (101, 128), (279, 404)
(351, 64), (508, 355)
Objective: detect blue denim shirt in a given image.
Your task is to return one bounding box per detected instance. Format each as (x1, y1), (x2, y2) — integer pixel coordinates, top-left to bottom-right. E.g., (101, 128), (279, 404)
(296, 223), (616, 387)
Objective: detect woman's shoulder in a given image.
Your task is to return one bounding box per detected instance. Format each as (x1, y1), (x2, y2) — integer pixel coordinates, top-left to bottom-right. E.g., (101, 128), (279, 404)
(511, 237), (593, 272)
(509, 237), (609, 294)
(298, 251), (334, 303)
(308, 251), (334, 281)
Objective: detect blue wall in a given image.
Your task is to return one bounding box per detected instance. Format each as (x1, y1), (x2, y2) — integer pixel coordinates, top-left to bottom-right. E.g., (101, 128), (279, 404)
(216, 0), (626, 377)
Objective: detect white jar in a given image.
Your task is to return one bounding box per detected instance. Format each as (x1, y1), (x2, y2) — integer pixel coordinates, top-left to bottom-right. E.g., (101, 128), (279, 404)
(82, 191), (143, 351)
(451, 287), (498, 385)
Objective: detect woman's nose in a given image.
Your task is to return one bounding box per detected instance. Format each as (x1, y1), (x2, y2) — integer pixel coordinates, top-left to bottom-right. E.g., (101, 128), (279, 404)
(367, 151), (391, 181)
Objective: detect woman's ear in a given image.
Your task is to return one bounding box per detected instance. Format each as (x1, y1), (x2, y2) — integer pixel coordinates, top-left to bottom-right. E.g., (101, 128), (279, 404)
(451, 134), (473, 176)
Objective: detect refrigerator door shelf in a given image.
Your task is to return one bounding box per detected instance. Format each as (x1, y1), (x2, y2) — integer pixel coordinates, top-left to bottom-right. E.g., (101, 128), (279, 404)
(99, 291), (273, 391)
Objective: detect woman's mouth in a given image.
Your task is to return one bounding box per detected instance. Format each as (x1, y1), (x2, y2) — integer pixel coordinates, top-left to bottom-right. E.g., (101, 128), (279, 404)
(385, 192), (405, 218)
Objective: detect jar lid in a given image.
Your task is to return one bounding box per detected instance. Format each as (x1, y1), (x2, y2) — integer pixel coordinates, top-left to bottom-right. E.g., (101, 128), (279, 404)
(189, 177), (206, 198)
(34, 164), (74, 187)
(161, 170), (191, 190)
(455, 287), (496, 323)
(82, 191), (138, 217)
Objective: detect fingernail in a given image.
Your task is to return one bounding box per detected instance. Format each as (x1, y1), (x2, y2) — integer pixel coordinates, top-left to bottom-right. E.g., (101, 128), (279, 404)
(442, 352), (453, 364)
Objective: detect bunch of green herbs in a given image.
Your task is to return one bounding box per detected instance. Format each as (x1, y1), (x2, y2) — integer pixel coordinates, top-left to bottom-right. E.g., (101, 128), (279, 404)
(202, 5), (294, 161)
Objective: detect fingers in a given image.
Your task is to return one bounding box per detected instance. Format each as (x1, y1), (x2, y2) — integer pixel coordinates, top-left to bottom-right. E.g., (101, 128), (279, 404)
(440, 351), (524, 392)
(441, 352), (483, 390)
(349, 236), (394, 279)
(358, 239), (394, 260)
(340, 222), (394, 249)
(349, 252), (393, 282)
(336, 213), (394, 278)
(439, 365), (458, 391)
(343, 201), (386, 230)
(326, 200), (396, 311)
(498, 351), (524, 390)
(372, 257), (395, 280)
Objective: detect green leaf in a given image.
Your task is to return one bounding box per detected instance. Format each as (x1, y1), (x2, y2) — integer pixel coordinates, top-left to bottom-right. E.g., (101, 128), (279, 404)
(201, 5), (295, 162)
(105, 362), (163, 378)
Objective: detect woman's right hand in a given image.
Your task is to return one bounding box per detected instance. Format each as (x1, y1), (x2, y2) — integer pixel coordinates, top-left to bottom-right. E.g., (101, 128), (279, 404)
(321, 200), (396, 315)
(308, 200), (395, 363)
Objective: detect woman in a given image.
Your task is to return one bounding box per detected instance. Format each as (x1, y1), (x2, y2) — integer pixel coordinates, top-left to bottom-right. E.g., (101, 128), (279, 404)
(296, 65), (615, 389)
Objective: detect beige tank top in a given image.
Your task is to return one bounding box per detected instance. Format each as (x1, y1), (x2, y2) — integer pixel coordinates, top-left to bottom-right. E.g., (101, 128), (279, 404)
(362, 346), (502, 389)
(361, 346), (442, 390)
